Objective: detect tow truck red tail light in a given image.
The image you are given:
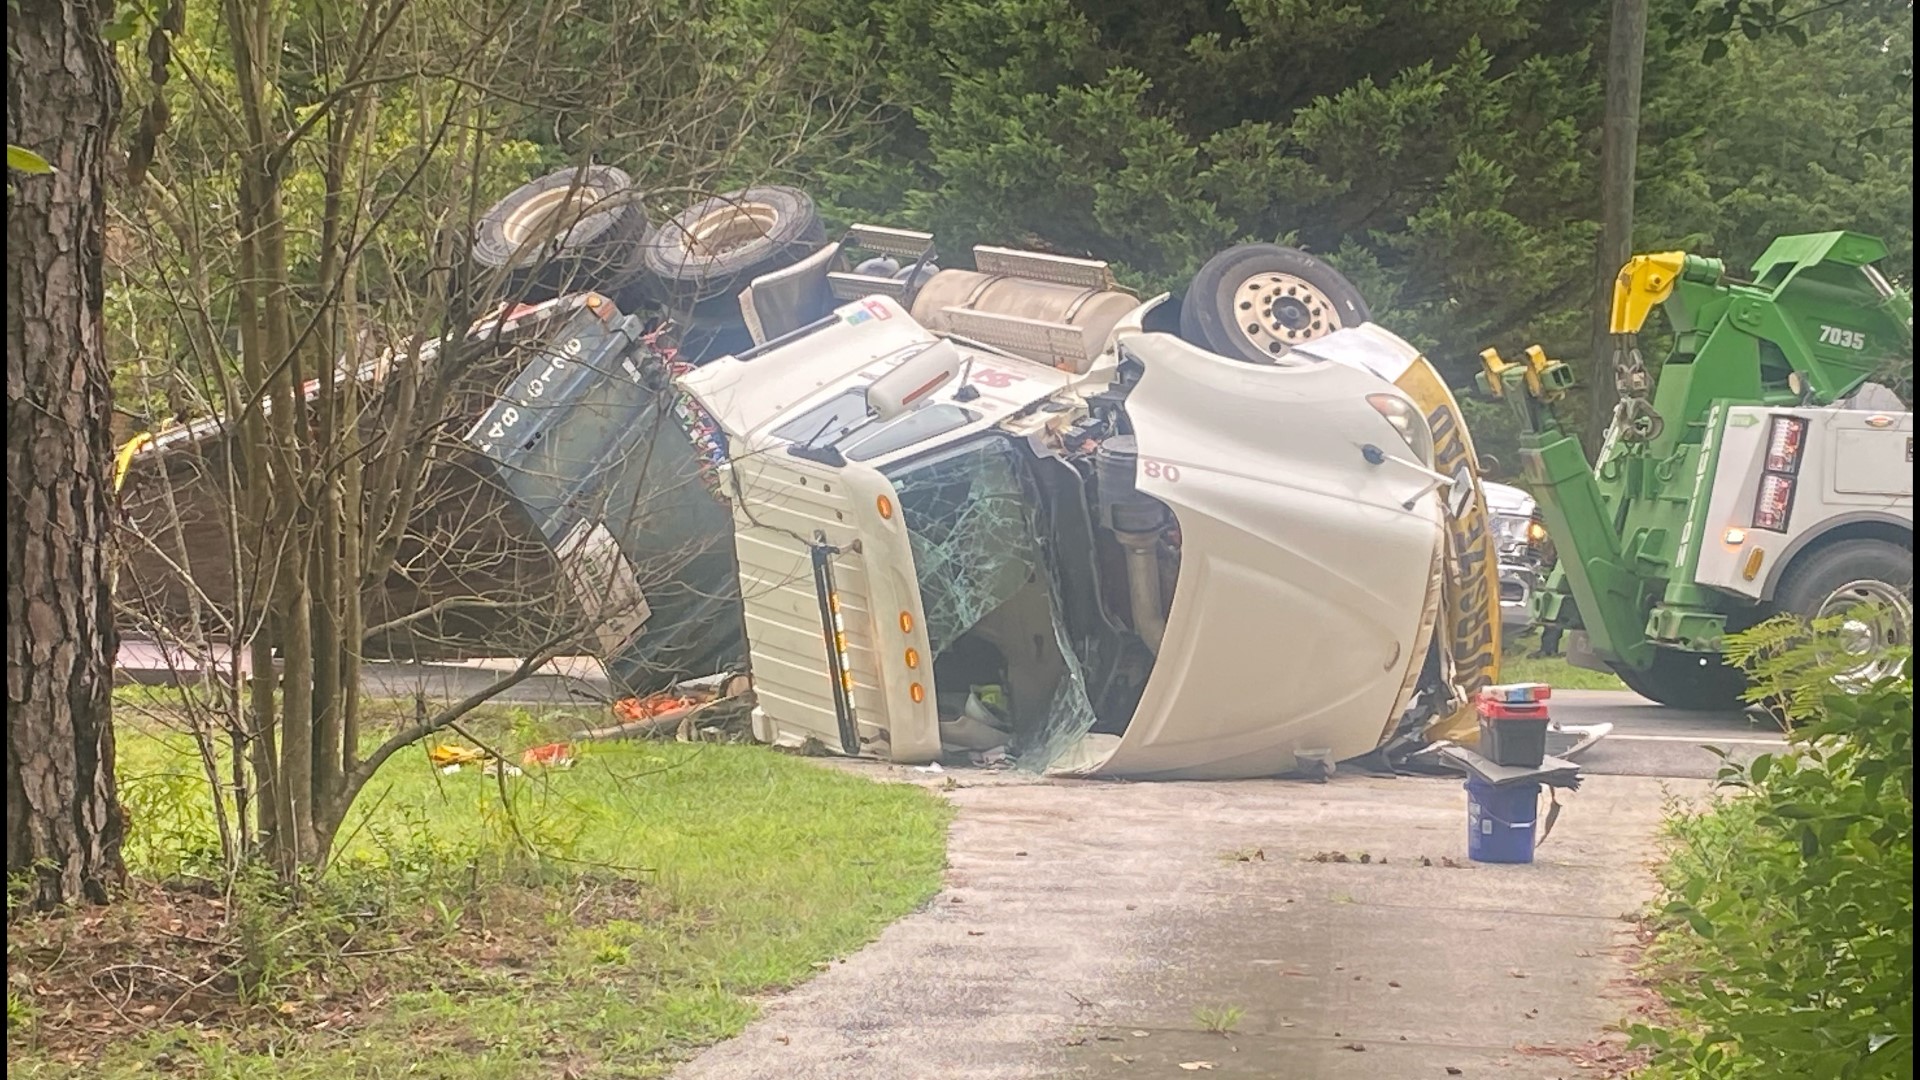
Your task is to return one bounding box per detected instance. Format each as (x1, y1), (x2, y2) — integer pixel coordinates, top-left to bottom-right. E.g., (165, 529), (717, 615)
(1751, 414), (1806, 531)
(1753, 472), (1795, 531)
(1764, 416), (1807, 473)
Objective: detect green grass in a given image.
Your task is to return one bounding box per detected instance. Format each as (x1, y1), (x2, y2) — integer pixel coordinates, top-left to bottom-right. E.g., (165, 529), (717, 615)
(7, 709), (951, 1079)
(1193, 1003), (1244, 1036)
(1499, 632), (1627, 691)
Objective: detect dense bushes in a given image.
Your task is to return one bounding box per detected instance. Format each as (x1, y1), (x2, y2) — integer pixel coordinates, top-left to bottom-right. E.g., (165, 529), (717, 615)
(1631, 616), (1913, 1078)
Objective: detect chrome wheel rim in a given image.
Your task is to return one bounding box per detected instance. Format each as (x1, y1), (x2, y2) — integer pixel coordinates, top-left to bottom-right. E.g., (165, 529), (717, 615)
(1231, 272), (1345, 358)
(1815, 579), (1912, 686)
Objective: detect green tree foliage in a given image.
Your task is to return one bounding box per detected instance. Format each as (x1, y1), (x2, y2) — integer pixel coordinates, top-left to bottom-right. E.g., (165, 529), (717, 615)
(105, 0), (1913, 403)
(787, 0), (1910, 388)
(1633, 620), (1913, 1078)
(793, 1), (1612, 377)
(1638, 0), (1914, 283)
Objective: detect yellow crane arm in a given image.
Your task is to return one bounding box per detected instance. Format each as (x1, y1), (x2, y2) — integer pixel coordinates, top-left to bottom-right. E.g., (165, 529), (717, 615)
(1609, 251), (1688, 335)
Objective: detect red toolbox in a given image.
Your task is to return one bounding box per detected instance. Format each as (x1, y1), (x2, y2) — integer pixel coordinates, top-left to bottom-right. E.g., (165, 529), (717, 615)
(1476, 683), (1552, 768)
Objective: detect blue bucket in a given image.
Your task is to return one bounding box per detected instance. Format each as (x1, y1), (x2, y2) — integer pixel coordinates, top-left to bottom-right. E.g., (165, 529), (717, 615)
(1465, 779), (1540, 864)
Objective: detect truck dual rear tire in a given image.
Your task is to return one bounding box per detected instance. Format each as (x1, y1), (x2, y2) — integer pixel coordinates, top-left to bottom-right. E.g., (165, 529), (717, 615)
(1613, 539), (1912, 711)
(640, 186), (828, 310)
(472, 165), (650, 302)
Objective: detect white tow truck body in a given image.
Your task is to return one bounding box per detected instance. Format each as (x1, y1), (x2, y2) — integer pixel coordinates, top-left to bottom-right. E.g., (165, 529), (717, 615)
(1689, 401), (1912, 601)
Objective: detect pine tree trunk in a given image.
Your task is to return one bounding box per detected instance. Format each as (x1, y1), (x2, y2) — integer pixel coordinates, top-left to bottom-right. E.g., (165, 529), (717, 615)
(6, 0), (126, 911)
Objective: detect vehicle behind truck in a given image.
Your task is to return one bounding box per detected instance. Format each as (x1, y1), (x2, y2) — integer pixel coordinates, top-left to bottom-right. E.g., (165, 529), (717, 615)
(1483, 480), (1553, 640)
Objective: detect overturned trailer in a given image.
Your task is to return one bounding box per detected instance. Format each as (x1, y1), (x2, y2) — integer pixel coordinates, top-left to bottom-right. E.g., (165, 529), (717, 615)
(113, 292), (747, 692)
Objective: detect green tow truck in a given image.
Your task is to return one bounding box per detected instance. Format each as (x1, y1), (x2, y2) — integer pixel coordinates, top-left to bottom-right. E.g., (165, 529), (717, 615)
(1478, 232), (1913, 709)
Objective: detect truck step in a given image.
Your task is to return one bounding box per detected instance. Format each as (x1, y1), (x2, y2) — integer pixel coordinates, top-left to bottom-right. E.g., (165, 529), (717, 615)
(846, 224), (936, 261)
(973, 246), (1116, 291)
(937, 307), (1090, 371)
(827, 271), (911, 302)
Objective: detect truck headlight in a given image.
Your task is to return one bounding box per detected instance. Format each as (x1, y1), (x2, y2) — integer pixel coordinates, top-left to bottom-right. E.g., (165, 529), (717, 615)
(1366, 393), (1434, 467)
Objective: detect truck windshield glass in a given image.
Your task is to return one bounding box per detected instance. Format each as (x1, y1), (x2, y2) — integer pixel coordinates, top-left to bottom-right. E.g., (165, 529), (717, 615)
(887, 438), (1038, 652)
(884, 437), (1104, 770)
(844, 404), (978, 462)
(770, 389), (868, 446)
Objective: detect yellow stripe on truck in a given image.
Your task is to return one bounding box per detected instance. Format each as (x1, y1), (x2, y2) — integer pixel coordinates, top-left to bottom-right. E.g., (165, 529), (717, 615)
(1387, 357), (1502, 746)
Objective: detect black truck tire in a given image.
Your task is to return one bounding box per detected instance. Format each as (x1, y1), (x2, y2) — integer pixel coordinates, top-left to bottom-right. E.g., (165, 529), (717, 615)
(640, 186), (828, 309)
(1610, 649), (1752, 713)
(472, 165), (649, 301)
(1772, 538), (1913, 675)
(1179, 244), (1372, 364)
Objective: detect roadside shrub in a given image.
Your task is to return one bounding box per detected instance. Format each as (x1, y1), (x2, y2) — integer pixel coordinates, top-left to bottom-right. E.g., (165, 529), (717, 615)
(1630, 617), (1912, 1078)
(117, 758), (228, 882)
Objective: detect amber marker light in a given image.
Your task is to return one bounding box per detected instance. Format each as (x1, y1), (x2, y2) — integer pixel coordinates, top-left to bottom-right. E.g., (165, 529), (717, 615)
(909, 683), (926, 704)
(877, 495), (895, 520)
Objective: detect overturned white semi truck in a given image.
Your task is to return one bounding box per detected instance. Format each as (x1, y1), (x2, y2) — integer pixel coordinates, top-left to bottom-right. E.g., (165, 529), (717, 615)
(675, 224), (1509, 777)
(116, 169), (1516, 774)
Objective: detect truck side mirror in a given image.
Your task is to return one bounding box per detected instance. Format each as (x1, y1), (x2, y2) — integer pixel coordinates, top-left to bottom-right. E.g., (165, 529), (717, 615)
(867, 339), (968, 422)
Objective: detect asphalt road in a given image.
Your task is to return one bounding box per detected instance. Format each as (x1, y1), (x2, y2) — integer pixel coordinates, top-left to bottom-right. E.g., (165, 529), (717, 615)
(1550, 688), (1787, 780)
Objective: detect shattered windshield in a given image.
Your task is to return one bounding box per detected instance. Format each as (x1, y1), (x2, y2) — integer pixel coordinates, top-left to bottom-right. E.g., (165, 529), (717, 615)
(887, 438), (1038, 653)
(884, 437), (1103, 770)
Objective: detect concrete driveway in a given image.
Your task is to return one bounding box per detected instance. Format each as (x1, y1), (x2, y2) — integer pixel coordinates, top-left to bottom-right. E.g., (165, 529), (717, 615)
(149, 656), (1737, 1079)
(669, 766), (1709, 1080)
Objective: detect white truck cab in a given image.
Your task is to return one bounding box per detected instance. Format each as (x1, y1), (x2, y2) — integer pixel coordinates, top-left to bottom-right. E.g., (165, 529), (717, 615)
(680, 235), (1469, 779)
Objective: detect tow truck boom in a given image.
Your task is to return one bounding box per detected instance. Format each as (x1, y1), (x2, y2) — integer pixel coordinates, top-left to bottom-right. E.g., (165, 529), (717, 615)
(1476, 231), (1913, 708)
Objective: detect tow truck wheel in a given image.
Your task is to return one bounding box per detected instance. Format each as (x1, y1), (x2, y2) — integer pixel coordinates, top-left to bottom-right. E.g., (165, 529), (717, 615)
(1179, 244), (1372, 364)
(472, 165), (649, 302)
(1773, 538), (1914, 685)
(1610, 650), (1751, 713)
(640, 186), (827, 309)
